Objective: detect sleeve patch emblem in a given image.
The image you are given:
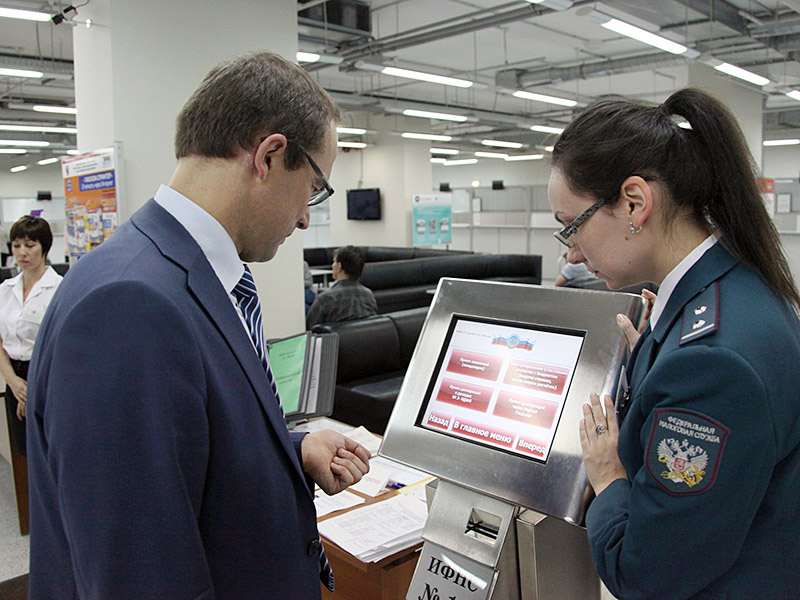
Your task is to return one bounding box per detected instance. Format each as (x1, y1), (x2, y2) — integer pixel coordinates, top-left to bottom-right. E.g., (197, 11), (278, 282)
(646, 408), (730, 495)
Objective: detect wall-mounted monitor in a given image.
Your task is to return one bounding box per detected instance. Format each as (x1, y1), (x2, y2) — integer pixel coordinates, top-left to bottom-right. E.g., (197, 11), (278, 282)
(347, 188), (381, 220)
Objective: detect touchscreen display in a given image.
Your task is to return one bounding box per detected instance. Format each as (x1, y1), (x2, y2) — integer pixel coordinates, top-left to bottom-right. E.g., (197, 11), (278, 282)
(416, 315), (585, 463)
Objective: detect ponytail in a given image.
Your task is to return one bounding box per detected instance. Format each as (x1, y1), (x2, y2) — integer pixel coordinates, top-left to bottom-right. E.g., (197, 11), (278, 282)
(662, 88), (799, 309)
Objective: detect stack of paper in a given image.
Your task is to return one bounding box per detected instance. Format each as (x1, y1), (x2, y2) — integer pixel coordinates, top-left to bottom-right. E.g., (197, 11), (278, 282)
(318, 494), (428, 563)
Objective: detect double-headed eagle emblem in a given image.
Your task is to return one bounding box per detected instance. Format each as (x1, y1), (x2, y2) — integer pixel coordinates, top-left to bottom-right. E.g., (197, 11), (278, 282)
(657, 438), (708, 488)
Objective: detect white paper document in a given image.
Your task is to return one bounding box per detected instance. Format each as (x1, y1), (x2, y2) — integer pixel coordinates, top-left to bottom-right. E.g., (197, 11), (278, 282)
(292, 417), (356, 435)
(314, 488), (365, 518)
(344, 426), (382, 456)
(349, 461), (394, 497)
(317, 494), (428, 563)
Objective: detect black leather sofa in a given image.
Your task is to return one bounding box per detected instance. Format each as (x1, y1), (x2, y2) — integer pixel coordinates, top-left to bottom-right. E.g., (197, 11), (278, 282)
(305, 246), (542, 313)
(311, 306), (428, 434)
(304, 246), (469, 267)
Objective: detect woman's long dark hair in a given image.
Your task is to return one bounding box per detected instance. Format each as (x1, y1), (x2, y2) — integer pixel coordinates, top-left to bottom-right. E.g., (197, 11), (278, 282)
(551, 87), (800, 309)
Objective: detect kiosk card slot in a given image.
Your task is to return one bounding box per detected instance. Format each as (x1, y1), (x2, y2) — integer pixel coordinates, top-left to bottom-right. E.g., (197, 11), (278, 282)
(466, 508), (501, 543)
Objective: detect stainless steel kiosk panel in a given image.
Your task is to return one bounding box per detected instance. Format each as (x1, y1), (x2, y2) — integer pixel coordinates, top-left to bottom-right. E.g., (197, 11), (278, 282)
(380, 278), (644, 524)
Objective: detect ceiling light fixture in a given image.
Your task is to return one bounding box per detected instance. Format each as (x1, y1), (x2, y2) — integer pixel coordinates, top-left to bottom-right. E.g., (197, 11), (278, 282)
(10, 165), (28, 172)
(0, 67), (44, 79)
(511, 91), (577, 107)
(0, 6), (51, 21)
(505, 154), (545, 161)
(443, 158), (478, 166)
(481, 140), (523, 149)
(37, 157), (59, 165)
(0, 148), (26, 154)
(430, 148), (459, 155)
(297, 52), (320, 63)
(523, 0), (574, 10)
(785, 90), (800, 102)
(338, 141), (367, 148)
(0, 124), (77, 133)
(430, 157), (447, 164)
(402, 109), (468, 122)
(763, 139), (800, 146)
(336, 127), (367, 135)
(33, 105), (78, 114)
(66, 149), (80, 155)
(8, 102), (78, 114)
(356, 62), (474, 88)
(297, 51), (343, 65)
(474, 151), (508, 159)
(401, 132), (453, 142)
(584, 9), (699, 58)
(530, 125), (564, 134)
(0, 139), (50, 147)
(713, 62), (770, 86)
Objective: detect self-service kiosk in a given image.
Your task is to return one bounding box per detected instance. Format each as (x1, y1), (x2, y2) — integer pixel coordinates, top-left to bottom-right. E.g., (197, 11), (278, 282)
(379, 278), (645, 600)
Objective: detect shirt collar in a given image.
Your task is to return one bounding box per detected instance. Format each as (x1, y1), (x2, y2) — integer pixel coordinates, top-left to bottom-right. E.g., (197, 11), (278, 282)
(154, 184), (243, 293)
(650, 232), (720, 329)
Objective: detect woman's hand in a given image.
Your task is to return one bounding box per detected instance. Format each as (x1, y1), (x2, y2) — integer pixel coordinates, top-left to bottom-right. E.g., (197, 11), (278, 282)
(16, 398), (26, 420)
(616, 288), (657, 352)
(8, 375), (27, 404)
(579, 393), (627, 495)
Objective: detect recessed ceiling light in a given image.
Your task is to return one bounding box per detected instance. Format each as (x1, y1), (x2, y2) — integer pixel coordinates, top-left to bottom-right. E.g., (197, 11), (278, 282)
(337, 127), (367, 135)
(763, 139), (800, 146)
(530, 125), (564, 135)
(403, 109), (468, 122)
(429, 148), (459, 155)
(505, 154), (545, 161)
(511, 91), (577, 107)
(401, 132), (453, 142)
(481, 140), (523, 149)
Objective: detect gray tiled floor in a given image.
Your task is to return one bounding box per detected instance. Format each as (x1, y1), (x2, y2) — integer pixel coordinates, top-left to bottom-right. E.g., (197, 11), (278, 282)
(0, 458), (29, 582)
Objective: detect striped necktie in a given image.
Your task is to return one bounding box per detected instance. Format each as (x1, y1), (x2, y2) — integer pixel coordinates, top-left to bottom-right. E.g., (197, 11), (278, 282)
(232, 265), (335, 592)
(232, 265), (279, 401)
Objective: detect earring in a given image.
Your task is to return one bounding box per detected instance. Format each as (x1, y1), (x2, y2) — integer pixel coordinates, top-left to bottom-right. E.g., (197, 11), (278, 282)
(629, 222), (642, 234)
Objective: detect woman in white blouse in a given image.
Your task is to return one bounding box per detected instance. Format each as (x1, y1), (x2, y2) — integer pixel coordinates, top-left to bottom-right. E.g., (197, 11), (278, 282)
(0, 216), (62, 461)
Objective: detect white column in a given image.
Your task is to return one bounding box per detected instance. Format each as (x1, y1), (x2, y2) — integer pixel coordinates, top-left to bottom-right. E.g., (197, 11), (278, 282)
(72, 0), (306, 337)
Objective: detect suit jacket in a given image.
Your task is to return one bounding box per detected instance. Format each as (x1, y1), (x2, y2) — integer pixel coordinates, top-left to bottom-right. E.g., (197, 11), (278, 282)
(27, 199), (323, 600)
(586, 243), (800, 599)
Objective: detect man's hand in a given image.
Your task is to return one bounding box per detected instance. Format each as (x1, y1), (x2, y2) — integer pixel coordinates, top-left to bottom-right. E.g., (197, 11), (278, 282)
(301, 429), (370, 495)
(616, 288), (657, 352)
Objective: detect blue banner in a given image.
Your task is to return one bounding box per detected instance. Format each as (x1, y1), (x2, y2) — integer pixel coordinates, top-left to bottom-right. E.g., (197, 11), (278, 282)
(78, 169), (115, 192)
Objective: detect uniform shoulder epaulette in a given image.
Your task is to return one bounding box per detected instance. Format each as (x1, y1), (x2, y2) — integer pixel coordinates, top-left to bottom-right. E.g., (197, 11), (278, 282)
(679, 282), (719, 345)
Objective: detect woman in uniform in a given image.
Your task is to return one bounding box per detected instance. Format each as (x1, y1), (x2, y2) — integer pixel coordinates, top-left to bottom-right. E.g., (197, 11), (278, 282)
(548, 88), (800, 599)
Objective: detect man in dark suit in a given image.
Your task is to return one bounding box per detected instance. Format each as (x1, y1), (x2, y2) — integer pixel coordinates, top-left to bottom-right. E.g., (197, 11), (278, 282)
(26, 51), (370, 600)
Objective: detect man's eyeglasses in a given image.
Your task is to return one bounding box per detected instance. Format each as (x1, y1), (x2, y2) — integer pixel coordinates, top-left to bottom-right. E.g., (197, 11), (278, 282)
(553, 176), (657, 248)
(295, 143), (334, 207)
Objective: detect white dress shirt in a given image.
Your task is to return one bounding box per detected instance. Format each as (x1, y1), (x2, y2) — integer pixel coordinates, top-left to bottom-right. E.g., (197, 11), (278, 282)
(0, 266), (62, 361)
(153, 185), (254, 343)
(649, 232), (720, 329)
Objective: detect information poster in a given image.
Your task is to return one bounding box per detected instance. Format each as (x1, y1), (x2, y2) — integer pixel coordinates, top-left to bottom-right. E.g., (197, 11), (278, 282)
(62, 144), (123, 258)
(412, 193), (452, 246)
(418, 317), (584, 462)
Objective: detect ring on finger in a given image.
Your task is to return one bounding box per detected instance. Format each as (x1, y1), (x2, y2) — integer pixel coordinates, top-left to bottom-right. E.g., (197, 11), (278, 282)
(595, 424), (607, 435)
